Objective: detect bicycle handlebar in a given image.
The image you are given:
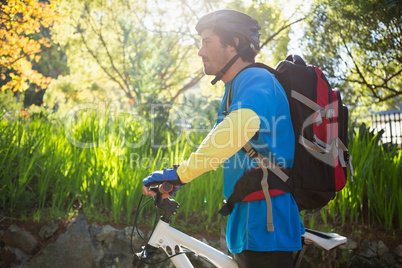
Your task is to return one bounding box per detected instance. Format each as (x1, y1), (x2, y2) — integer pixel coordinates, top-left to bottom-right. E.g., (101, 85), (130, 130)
(149, 182), (180, 221)
(150, 182), (175, 206)
(150, 182), (174, 195)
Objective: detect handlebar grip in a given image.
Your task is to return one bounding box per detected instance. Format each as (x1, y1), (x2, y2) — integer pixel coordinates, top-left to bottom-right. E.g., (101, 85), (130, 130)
(159, 182), (173, 194)
(153, 183), (173, 206)
(149, 182), (174, 195)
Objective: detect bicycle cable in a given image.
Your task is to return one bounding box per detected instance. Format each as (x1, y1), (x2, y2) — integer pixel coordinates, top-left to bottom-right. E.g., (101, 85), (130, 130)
(131, 194), (155, 254)
(131, 193), (196, 266)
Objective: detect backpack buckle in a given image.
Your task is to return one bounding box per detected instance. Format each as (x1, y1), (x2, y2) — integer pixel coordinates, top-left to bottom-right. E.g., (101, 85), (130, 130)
(323, 109), (335, 118)
(242, 145), (258, 158)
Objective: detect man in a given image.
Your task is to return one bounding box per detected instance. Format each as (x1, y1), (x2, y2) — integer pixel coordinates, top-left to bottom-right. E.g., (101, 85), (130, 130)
(143, 9), (304, 267)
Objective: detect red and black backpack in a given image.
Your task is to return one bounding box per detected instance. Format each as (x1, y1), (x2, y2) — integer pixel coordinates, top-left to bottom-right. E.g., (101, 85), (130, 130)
(219, 55), (354, 232)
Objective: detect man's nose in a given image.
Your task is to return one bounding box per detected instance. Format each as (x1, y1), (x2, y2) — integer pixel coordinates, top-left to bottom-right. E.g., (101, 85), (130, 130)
(198, 46), (205, 57)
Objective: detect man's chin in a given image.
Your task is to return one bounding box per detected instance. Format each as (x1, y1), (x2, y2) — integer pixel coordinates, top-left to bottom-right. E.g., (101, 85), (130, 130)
(203, 68), (217, 76)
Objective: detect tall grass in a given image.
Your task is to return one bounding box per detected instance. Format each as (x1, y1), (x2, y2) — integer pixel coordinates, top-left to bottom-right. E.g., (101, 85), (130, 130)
(0, 113), (400, 233)
(0, 110), (223, 227)
(323, 124), (402, 230)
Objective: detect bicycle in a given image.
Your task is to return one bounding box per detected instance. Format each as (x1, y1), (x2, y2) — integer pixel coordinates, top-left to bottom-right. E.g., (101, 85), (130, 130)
(132, 182), (347, 268)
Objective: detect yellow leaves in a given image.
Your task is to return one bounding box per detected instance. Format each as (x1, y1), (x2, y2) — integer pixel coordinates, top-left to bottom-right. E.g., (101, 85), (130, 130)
(0, 0), (59, 92)
(40, 77), (53, 89)
(2, 62), (52, 92)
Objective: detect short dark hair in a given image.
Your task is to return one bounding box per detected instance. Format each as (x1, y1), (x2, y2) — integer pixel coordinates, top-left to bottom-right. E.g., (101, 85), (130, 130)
(213, 27), (257, 63)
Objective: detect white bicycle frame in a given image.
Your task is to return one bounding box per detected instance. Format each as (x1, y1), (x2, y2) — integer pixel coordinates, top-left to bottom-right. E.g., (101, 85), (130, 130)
(147, 219), (237, 268)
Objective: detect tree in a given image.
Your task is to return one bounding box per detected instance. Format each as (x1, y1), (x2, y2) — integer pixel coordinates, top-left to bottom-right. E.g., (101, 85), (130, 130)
(227, 0), (306, 65)
(23, 25), (70, 108)
(170, 0), (306, 100)
(0, 90), (25, 117)
(303, 0), (402, 113)
(50, 0), (207, 114)
(0, 0), (59, 92)
(49, 0), (305, 111)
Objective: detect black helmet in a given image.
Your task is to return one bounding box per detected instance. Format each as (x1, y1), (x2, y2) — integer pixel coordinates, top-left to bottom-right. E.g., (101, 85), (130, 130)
(196, 9), (261, 50)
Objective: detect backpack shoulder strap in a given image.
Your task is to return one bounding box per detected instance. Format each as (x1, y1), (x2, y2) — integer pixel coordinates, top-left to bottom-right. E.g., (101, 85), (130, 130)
(224, 63), (281, 115)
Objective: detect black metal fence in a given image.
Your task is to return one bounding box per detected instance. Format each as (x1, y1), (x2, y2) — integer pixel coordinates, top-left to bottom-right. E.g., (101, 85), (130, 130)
(371, 112), (402, 145)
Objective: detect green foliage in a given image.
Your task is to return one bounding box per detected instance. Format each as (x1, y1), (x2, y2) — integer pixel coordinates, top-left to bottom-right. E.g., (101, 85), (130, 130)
(1, 109), (400, 234)
(226, 0), (294, 66)
(25, 31), (70, 107)
(324, 124), (401, 230)
(49, 0), (203, 112)
(2, 0), (401, 235)
(27, 29), (70, 81)
(173, 92), (219, 134)
(0, 109), (223, 227)
(0, 91), (25, 117)
(303, 0), (402, 117)
(44, 0), (302, 116)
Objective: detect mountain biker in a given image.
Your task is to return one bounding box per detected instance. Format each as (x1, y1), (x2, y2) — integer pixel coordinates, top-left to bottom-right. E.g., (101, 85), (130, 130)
(143, 9), (304, 268)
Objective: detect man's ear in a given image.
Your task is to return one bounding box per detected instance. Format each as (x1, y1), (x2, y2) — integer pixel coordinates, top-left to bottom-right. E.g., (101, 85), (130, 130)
(227, 37), (239, 53)
(234, 37), (239, 47)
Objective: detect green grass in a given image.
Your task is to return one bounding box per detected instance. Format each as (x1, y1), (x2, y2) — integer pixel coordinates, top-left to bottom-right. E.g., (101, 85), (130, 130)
(305, 124), (402, 231)
(0, 110), (223, 229)
(0, 113), (400, 235)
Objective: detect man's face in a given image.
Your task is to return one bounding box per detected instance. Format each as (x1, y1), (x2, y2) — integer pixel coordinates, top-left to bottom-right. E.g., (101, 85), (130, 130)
(198, 29), (232, 76)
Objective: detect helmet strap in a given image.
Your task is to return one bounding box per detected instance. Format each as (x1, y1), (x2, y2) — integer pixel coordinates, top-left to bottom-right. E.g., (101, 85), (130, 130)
(211, 53), (240, 85)
(210, 46), (249, 85)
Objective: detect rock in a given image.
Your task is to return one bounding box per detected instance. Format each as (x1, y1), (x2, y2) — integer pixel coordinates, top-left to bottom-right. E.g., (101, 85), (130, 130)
(347, 256), (384, 268)
(377, 241), (389, 257)
(100, 253), (133, 268)
(380, 251), (396, 267)
(2, 224), (38, 254)
(340, 238), (358, 250)
(395, 245), (402, 258)
(124, 226), (144, 240)
(103, 230), (130, 256)
(3, 213), (399, 268)
(96, 224), (118, 242)
(1, 245), (31, 267)
(88, 222), (102, 237)
(200, 237), (209, 244)
(124, 226), (151, 247)
(88, 223), (106, 264)
(38, 218), (62, 241)
(24, 214), (97, 268)
(101, 229), (132, 268)
(359, 240), (378, 258)
(89, 224), (145, 268)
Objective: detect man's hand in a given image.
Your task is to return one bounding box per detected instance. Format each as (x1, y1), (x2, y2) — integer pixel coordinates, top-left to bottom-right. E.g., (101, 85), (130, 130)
(142, 185), (157, 197)
(142, 168), (184, 197)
